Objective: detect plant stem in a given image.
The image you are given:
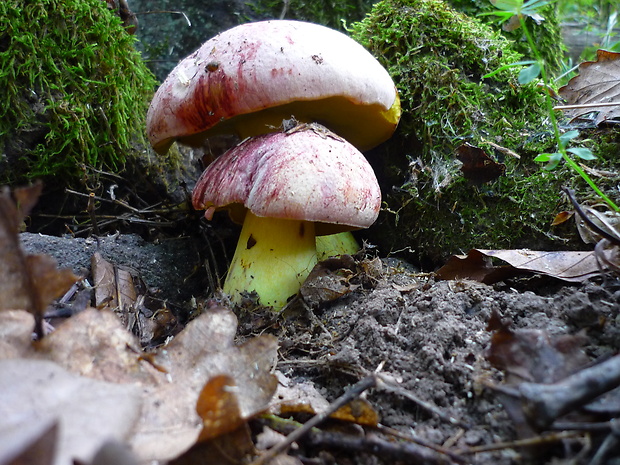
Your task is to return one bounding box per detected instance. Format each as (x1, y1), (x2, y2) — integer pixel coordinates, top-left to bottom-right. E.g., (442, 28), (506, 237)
(519, 15), (619, 212)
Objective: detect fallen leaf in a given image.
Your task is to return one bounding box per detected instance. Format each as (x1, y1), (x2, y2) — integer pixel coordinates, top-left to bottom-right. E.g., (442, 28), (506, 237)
(169, 428), (256, 465)
(558, 49), (620, 125)
(169, 376), (257, 465)
(436, 248), (604, 283)
(0, 305), (278, 464)
(0, 310), (36, 359)
(551, 210), (573, 226)
(485, 312), (591, 438)
(91, 252), (178, 347)
(0, 184), (79, 337)
(134, 309), (278, 462)
(273, 371), (331, 417)
(330, 399), (380, 427)
(0, 359), (142, 465)
(0, 420), (57, 465)
(196, 375), (246, 441)
(486, 312), (589, 385)
(300, 255), (358, 306)
(456, 143), (506, 184)
(435, 249), (519, 284)
(573, 204), (620, 245)
(35, 308), (149, 383)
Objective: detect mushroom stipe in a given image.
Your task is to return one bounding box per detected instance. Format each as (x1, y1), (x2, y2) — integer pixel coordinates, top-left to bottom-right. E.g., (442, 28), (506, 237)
(192, 124), (381, 309)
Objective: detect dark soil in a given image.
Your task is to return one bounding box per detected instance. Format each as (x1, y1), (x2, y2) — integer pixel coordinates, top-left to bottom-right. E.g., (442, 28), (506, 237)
(23, 231), (620, 465)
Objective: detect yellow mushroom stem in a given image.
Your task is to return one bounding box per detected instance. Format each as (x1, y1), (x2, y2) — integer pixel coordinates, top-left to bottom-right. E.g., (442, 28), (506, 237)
(316, 231), (360, 261)
(223, 211), (318, 309)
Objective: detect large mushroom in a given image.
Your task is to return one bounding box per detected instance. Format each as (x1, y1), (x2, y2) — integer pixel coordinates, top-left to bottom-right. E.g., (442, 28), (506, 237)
(146, 20), (400, 154)
(147, 20), (400, 259)
(192, 124), (381, 309)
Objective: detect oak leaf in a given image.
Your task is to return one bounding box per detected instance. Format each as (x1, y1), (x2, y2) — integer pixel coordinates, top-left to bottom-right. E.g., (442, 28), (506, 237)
(0, 184), (79, 337)
(558, 49), (620, 125)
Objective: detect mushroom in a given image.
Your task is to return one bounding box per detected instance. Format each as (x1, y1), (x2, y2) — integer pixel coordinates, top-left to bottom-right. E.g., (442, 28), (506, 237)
(192, 124), (381, 309)
(147, 20), (400, 260)
(146, 19), (400, 155)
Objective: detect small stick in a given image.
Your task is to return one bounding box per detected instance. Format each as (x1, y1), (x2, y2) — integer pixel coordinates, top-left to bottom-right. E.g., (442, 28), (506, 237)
(458, 430), (582, 454)
(589, 419), (620, 465)
(378, 376), (469, 428)
(554, 102), (620, 110)
(377, 423), (467, 463)
(518, 354), (620, 430)
(563, 188), (620, 246)
(250, 376), (377, 465)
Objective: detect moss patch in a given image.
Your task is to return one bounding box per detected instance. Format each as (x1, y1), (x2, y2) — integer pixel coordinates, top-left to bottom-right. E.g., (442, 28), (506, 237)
(249, 0), (376, 31)
(447, 0), (565, 74)
(0, 0), (157, 186)
(350, 0), (584, 266)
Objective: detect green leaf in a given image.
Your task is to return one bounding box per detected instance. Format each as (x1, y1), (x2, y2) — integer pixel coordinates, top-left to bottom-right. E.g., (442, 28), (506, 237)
(482, 60), (537, 79)
(478, 10), (515, 22)
(567, 147), (597, 160)
(535, 152), (562, 170)
(534, 152), (553, 162)
(490, 0), (523, 13)
(559, 130), (579, 148)
(521, 0), (555, 17)
(484, 0), (555, 20)
(518, 62), (541, 84)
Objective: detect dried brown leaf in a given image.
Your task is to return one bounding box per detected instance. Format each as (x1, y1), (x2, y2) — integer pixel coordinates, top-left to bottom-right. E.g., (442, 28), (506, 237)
(0, 184), (79, 336)
(0, 310), (35, 359)
(0, 359), (141, 465)
(0, 421), (57, 465)
(134, 309), (278, 462)
(35, 308), (155, 387)
(435, 249), (518, 284)
(558, 49), (620, 124)
(300, 255), (358, 306)
(574, 204), (620, 245)
(436, 248), (604, 283)
(485, 313), (591, 438)
(456, 143), (506, 184)
(196, 375), (245, 441)
(330, 398), (380, 427)
(169, 427), (255, 465)
(486, 312), (589, 385)
(551, 210), (573, 226)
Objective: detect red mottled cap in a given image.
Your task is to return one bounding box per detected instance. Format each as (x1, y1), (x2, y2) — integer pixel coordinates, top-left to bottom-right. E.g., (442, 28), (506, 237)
(192, 124), (381, 235)
(147, 20), (400, 154)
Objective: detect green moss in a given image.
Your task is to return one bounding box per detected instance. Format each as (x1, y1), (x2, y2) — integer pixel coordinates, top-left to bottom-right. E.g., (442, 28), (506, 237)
(249, 0), (375, 31)
(447, 0), (565, 74)
(351, 0), (546, 154)
(0, 0), (157, 185)
(350, 0), (583, 265)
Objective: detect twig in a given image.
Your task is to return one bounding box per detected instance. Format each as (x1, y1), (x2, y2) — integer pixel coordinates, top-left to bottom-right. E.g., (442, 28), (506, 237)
(258, 416), (460, 465)
(589, 419), (620, 465)
(250, 376), (377, 465)
(518, 354), (620, 430)
(554, 102), (620, 111)
(564, 188), (620, 246)
(378, 375), (469, 428)
(377, 423), (467, 463)
(457, 430), (583, 454)
(133, 10), (192, 27)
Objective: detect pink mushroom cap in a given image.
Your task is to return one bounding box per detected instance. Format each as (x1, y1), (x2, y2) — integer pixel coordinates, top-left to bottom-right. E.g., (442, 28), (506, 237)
(147, 20), (400, 154)
(191, 124), (381, 235)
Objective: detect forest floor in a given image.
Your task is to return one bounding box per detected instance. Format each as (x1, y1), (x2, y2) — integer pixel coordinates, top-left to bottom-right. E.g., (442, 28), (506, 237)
(17, 230), (620, 465)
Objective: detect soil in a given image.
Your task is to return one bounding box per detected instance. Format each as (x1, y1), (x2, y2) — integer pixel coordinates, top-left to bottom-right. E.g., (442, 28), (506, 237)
(21, 231), (620, 465)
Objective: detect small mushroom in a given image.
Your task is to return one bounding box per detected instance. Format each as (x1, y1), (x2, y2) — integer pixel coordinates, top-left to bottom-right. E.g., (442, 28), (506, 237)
(146, 20), (400, 154)
(192, 124), (381, 309)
